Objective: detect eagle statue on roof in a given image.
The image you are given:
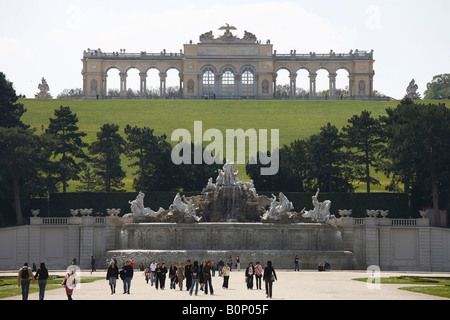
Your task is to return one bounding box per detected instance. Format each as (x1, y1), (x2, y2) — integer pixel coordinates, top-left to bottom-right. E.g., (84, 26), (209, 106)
(219, 23), (237, 38)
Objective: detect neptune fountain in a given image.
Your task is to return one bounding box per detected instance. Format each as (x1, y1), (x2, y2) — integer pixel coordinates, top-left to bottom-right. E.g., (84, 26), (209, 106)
(121, 160), (323, 223)
(106, 161), (352, 269)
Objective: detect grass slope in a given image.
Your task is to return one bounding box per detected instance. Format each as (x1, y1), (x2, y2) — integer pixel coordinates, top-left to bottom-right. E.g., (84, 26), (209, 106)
(19, 99), (444, 192)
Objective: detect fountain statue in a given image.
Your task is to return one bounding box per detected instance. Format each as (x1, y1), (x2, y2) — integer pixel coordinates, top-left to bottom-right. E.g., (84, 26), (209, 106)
(261, 192), (294, 222)
(107, 165), (352, 270)
(167, 193), (202, 222)
(123, 191), (165, 218)
(121, 163), (334, 224)
(302, 188), (335, 222)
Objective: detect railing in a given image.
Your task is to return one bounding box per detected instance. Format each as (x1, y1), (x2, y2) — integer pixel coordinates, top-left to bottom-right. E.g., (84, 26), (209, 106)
(390, 219), (418, 226)
(32, 216), (106, 225)
(83, 50), (184, 59)
(41, 217), (68, 225)
(273, 51), (373, 61)
(95, 217), (106, 224)
(351, 217), (423, 227)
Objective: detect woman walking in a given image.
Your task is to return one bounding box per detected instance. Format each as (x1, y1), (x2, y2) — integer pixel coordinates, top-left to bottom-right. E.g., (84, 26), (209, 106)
(62, 268), (77, 300)
(176, 262), (185, 291)
(222, 262), (230, 289)
(254, 261), (263, 290)
(189, 261), (200, 296)
(35, 262), (49, 300)
(106, 260), (119, 294)
(169, 263), (177, 289)
(245, 262), (255, 289)
(263, 260), (277, 298)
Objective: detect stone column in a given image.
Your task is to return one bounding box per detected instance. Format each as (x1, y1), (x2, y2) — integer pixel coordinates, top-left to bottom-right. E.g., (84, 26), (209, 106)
(273, 73), (277, 98)
(254, 74), (259, 98)
(235, 73), (242, 98)
(309, 72), (317, 100)
(289, 72), (297, 99)
(102, 73), (107, 98)
(349, 74), (355, 98)
(329, 73), (337, 100)
(369, 73), (374, 97)
(215, 73), (221, 98)
(119, 72), (127, 98)
(159, 72), (167, 98)
(197, 74), (202, 97)
(139, 72), (147, 99)
(179, 73), (183, 97)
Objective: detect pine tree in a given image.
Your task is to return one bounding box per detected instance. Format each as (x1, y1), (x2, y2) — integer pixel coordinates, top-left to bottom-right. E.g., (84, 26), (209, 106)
(45, 106), (88, 192)
(89, 124), (126, 192)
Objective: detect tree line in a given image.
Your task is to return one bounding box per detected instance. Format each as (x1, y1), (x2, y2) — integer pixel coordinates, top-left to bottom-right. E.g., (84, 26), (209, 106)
(1, 72), (449, 225)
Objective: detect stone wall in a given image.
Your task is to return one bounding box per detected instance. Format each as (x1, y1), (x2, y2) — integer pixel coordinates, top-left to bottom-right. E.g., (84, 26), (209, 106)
(1, 215), (450, 271)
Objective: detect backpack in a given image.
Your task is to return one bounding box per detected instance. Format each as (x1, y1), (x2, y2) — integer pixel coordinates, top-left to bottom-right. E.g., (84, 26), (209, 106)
(21, 267), (29, 279)
(192, 267), (199, 279)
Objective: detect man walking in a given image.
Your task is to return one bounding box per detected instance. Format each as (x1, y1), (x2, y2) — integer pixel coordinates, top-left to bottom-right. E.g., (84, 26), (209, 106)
(18, 263), (35, 300)
(121, 260), (134, 294)
(203, 261), (214, 295)
(149, 259), (157, 286)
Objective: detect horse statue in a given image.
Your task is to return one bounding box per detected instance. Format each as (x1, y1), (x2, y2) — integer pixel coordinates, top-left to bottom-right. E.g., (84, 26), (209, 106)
(302, 188), (335, 222)
(261, 192), (294, 221)
(124, 191), (164, 217)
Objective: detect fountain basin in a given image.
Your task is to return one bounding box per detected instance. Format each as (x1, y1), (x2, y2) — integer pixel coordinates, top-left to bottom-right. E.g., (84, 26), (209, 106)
(110, 222), (353, 269)
(106, 249), (354, 270)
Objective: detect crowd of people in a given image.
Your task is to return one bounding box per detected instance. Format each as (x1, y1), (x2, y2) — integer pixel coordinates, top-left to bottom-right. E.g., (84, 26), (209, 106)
(107, 256), (278, 298)
(16, 254), (331, 300)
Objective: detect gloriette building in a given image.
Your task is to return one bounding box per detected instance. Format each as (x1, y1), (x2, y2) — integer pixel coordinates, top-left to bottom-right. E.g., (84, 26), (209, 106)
(81, 25), (375, 100)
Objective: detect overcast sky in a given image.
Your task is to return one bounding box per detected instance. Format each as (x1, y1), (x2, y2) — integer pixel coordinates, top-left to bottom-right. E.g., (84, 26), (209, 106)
(1, 0), (449, 99)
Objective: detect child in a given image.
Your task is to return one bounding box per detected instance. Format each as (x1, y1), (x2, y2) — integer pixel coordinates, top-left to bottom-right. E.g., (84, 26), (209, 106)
(143, 268), (149, 284)
(222, 262), (230, 289)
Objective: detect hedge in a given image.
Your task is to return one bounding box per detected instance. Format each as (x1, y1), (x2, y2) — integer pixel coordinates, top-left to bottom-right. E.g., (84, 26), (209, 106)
(40, 191), (411, 219)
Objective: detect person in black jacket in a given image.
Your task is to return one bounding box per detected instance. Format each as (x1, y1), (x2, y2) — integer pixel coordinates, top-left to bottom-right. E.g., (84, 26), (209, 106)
(35, 262), (49, 300)
(263, 260), (277, 298)
(121, 260), (134, 294)
(159, 262), (168, 289)
(184, 260), (193, 291)
(245, 262), (255, 289)
(106, 260), (119, 294)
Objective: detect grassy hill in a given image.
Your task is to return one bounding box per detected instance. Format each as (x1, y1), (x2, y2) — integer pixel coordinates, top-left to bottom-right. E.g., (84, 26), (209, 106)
(19, 98), (443, 192)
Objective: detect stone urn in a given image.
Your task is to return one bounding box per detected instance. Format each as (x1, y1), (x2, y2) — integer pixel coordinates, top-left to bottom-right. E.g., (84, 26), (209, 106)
(366, 209), (379, 218)
(70, 209), (79, 217)
(107, 208), (121, 216)
(31, 209), (40, 217)
(338, 209), (352, 217)
(419, 210), (428, 218)
(379, 210), (389, 218)
(80, 208), (93, 216)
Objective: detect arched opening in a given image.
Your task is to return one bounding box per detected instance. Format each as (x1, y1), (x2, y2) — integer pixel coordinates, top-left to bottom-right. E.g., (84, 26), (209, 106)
(105, 67), (120, 98)
(146, 68), (160, 98)
(315, 68), (330, 100)
(296, 68), (310, 99)
(336, 68), (350, 100)
(126, 67), (140, 98)
(202, 67), (215, 99)
(242, 67), (255, 98)
(275, 68), (290, 99)
(166, 68), (181, 99)
(222, 67), (235, 97)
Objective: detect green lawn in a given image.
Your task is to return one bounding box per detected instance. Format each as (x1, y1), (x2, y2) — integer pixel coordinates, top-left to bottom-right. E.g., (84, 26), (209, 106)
(0, 275), (104, 299)
(354, 276), (450, 299)
(19, 98), (444, 192)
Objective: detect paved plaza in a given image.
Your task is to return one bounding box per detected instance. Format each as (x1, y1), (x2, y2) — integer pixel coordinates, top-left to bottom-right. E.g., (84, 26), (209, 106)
(3, 269), (449, 301)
